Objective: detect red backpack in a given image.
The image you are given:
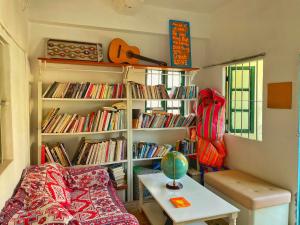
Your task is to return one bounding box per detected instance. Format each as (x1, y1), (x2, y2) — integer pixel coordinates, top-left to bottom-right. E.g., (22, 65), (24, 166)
(196, 88), (227, 168)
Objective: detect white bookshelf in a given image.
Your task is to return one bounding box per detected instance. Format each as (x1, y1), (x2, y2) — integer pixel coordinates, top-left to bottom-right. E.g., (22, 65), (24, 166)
(37, 58), (199, 202)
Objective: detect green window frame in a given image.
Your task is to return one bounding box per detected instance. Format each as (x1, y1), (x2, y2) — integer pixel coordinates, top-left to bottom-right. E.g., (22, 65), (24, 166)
(226, 66), (255, 133)
(145, 70), (185, 115)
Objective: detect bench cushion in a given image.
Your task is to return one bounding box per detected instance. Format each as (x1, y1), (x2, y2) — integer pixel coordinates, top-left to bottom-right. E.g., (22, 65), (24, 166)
(205, 170), (291, 209)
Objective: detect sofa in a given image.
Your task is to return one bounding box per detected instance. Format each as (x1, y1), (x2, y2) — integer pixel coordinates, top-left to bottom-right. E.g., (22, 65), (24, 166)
(0, 163), (139, 225)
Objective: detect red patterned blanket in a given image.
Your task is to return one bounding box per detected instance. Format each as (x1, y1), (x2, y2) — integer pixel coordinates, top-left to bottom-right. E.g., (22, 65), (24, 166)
(0, 163), (138, 225)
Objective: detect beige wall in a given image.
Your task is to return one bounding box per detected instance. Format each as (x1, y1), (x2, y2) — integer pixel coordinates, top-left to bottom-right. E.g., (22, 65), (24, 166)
(202, 0), (300, 224)
(0, 0), (30, 208)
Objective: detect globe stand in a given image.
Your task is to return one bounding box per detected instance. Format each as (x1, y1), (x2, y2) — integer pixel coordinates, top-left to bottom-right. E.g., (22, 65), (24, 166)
(166, 180), (183, 190)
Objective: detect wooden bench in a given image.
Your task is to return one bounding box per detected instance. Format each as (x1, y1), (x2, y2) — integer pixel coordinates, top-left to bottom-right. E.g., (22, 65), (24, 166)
(204, 170), (291, 225)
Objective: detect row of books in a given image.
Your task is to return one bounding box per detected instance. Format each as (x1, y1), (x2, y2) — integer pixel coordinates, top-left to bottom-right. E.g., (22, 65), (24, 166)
(42, 107), (126, 133)
(43, 82), (126, 99)
(41, 143), (72, 167)
(73, 137), (127, 165)
(169, 86), (198, 99)
(135, 112), (196, 128)
(175, 138), (197, 155)
(130, 82), (169, 99)
(132, 142), (173, 159)
(108, 164), (126, 188)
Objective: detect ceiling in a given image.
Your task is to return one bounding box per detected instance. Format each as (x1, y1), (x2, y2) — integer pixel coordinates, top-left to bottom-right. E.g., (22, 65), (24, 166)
(144, 0), (229, 13)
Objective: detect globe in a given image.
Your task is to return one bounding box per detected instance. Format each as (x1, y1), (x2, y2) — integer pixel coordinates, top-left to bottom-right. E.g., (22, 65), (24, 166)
(161, 151), (188, 189)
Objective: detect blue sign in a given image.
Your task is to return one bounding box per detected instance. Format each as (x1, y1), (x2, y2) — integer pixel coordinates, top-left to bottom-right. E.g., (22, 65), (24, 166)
(169, 20), (192, 68)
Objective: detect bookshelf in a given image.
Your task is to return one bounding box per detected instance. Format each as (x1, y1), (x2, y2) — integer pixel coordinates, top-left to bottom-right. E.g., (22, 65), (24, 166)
(37, 58), (199, 202)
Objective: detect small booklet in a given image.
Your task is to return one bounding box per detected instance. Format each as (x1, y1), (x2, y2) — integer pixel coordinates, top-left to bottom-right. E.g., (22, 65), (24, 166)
(170, 197), (191, 208)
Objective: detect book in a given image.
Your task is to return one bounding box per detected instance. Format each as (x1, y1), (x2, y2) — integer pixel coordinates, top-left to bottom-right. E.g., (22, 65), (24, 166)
(43, 82), (126, 99)
(42, 106), (126, 134)
(72, 137), (127, 165)
(41, 144), (46, 164)
(170, 197), (191, 208)
(134, 112), (196, 129)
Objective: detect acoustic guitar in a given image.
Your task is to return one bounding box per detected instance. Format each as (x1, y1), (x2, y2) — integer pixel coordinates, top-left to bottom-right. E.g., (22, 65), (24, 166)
(108, 38), (167, 66)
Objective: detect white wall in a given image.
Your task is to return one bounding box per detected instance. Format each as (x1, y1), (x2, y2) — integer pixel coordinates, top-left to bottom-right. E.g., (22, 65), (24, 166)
(0, 0), (30, 208)
(203, 0), (300, 224)
(28, 0), (211, 39)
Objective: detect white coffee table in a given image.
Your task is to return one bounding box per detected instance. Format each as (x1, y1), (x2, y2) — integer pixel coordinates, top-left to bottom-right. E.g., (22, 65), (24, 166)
(138, 173), (239, 225)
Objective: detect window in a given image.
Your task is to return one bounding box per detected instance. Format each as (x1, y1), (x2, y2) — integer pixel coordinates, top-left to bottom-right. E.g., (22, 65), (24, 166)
(0, 37), (12, 167)
(224, 59), (263, 141)
(145, 70), (185, 115)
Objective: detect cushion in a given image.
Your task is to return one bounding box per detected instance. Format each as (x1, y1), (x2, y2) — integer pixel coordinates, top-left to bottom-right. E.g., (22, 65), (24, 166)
(205, 170), (291, 209)
(66, 165), (109, 190)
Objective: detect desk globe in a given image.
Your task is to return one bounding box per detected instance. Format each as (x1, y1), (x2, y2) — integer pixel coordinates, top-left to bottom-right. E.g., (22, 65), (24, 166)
(161, 151), (188, 189)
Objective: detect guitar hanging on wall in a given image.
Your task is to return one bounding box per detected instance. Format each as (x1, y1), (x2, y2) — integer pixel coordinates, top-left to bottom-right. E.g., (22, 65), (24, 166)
(108, 38), (167, 66)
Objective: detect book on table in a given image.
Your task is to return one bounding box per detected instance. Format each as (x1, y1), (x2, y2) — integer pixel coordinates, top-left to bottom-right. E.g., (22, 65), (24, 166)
(169, 197), (191, 208)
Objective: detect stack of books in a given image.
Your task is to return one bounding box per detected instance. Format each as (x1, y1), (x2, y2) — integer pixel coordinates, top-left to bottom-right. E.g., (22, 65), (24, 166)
(43, 82), (126, 99)
(129, 82), (169, 99)
(72, 137), (127, 165)
(169, 86), (198, 99)
(133, 142), (173, 159)
(175, 139), (197, 155)
(135, 112), (196, 128)
(41, 143), (72, 167)
(108, 164), (126, 188)
(42, 107), (126, 133)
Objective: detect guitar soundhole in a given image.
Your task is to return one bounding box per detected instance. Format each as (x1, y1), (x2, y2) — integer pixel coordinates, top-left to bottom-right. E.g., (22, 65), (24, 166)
(117, 45), (122, 58)
(126, 51), (133, 58)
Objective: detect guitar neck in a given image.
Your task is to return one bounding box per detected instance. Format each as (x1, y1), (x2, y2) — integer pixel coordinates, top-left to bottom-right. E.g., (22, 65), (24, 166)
(129, 52), (167, 66)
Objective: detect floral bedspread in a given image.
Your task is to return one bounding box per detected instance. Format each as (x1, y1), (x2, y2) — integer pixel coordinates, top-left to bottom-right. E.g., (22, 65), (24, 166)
(0, 163), (138, 225)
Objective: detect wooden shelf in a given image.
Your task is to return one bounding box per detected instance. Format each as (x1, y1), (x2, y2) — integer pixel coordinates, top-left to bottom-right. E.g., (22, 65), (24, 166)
(132, 64), (199, 72)
(42, 98), (128, 102)
(38, 58), (125, 68)
(41, 129), (127, 136)
(38, 58), (199, 72)
(132, 127), (195, 131)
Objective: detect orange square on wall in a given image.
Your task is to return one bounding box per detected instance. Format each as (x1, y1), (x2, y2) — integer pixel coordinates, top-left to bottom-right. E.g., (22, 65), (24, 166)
(267, 82), (292, 109)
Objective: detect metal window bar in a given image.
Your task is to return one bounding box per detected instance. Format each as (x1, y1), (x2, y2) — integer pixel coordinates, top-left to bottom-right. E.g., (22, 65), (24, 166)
(226, 59), (262, 140)
(146, 70), (185, 115)
(234, 64), (237, 135)
(241, 63), (244, 137)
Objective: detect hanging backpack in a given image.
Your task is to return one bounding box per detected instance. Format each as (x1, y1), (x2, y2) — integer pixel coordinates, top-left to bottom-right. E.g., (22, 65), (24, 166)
(196, 88), (227, 168)
(196, 88), (226, 140)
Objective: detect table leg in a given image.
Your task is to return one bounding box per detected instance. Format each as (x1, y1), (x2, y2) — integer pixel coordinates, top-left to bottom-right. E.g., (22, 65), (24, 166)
(229, 212), (238, 225)
(139, 180), (144, 212)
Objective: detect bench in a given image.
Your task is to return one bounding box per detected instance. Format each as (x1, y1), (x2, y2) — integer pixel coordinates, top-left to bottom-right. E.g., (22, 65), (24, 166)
(204, 170), (291, 225)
